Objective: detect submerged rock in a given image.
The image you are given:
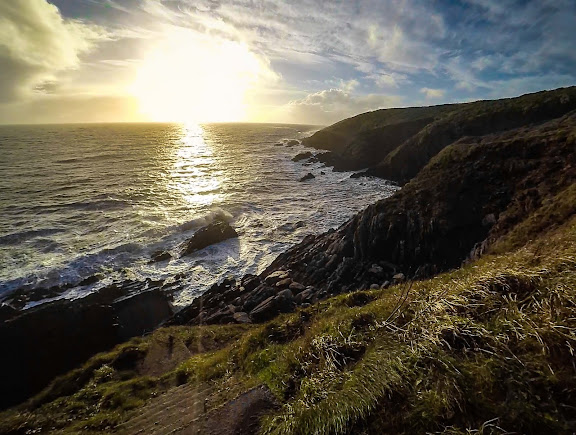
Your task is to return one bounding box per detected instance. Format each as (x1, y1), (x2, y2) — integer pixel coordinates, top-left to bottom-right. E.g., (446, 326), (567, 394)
(299, 173), (315, 182)
(292, 151), (313, 162)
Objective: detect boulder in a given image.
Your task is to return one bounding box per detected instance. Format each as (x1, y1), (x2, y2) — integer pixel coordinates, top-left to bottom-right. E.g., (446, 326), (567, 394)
(286, 139), (300, 146)
(250, 290), (295, 322)
(233, 312), (252, 324)
(243, 285), (276, 312)
(264, 270), (290, 285)
(368, 264), (384, 276)
(275, 278), (292, 288)
(181, 220), (238, 257)
(299, 173), (315, 182)
(289, 282), (306, 293)
(275, 289), (295, 313)
(205, 308), (235, 324)
(294, 289), (314, 304)
(150, 250), (172, 263)
(241, 274), (261, 292)
(249, 296), (277, 322)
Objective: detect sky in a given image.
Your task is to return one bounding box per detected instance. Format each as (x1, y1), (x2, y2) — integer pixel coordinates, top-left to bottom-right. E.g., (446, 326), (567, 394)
(0, 0), (575, 125)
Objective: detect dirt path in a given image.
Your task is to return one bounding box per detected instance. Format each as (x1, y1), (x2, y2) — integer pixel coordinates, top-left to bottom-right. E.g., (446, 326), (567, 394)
(119, 385), (277, 435)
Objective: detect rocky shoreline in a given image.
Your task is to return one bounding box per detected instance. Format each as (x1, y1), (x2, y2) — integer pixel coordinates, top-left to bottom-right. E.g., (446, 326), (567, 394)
(164, 110), (576, 327)
(2, 87), (576, 410)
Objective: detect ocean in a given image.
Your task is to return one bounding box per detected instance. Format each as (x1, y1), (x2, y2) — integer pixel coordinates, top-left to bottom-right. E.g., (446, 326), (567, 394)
(0, 123), (397, 308)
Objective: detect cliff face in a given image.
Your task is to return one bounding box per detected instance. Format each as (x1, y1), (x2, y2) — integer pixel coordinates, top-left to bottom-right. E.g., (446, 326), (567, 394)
(368, 87), (576, 183)
(265, 112), (576, 293)
(3, 91), (576, 434)
(305, 87), (576, 182)
(318, 117), (434, 171)
(302, 105), (454, 170)
(165, 110), (576, 329)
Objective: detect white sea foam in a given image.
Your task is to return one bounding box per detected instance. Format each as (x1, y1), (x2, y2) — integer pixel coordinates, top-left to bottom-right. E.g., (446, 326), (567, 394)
(0, 123), (397, 306)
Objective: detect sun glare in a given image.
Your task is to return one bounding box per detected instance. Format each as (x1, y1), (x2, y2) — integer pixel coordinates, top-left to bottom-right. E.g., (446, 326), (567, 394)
(132, 31), (266, 123)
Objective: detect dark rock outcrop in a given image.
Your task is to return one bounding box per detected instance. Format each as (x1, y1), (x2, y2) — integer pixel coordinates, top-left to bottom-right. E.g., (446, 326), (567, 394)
(303, 106), (452, 154)
(181, 220), (238, 256)
(309, 117), (436, 171)
(0, 280), (175, 409)
(1, 274), (104, 310)
(265, 112), (576, 294)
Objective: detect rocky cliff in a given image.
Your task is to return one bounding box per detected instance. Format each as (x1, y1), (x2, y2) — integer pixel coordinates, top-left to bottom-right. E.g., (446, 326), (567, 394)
(304, 87), (576, 182)
(166, 111), (576, 327)
(2, 92), (576, 434)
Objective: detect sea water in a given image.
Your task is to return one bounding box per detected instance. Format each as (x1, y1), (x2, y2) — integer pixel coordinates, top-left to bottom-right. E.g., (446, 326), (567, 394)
(0, 123), (396, 307)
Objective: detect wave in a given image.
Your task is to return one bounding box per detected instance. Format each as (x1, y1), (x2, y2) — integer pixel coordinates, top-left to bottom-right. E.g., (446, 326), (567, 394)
(54, 153), (118, 164)
(0, 228), (66, 246)
(176, 208), (234, 233)
(0, 241), (145, 296)
(0, 207), (237, 297)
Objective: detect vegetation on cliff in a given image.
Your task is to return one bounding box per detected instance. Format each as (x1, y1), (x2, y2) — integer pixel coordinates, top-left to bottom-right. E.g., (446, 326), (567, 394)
(1, 209), (574, 434)
(1, 92), (575, 433)
(303, 87), (576, 181)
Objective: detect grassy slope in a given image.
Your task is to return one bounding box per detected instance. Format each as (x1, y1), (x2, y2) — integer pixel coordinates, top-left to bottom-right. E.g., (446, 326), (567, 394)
(370, 87), (576, 183)
(304, 86), (576, 181)
(1, 188), (575, 434)
(302, 105), (454, 153)
(2, 93), (575, 435)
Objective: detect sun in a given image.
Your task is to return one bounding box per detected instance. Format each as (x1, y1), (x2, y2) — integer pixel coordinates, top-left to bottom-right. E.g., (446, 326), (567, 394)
(131, 31), (266, 123)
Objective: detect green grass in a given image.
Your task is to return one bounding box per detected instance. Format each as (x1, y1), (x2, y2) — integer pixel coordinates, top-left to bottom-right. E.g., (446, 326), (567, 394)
(2, 217), (576, 434)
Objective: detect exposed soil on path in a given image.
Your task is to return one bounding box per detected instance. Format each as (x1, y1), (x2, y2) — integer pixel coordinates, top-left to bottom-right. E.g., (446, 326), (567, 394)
(119, 385), (277, 435)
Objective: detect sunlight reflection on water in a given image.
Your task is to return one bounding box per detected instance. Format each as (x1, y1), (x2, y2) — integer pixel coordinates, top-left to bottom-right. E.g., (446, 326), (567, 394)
(168, 124), (225, 207)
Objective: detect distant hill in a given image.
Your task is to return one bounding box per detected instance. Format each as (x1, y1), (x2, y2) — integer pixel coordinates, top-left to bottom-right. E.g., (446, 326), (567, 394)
(304, 86), (576, 184)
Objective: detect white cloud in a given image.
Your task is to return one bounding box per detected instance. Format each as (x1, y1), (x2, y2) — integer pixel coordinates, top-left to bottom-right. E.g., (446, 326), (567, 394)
(370, 71), (409, 88)
(144, 0), (449, 75)
(420, 87), (445, 99)
(0, 0), (107, 102)
(284, 87), (401, 125)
